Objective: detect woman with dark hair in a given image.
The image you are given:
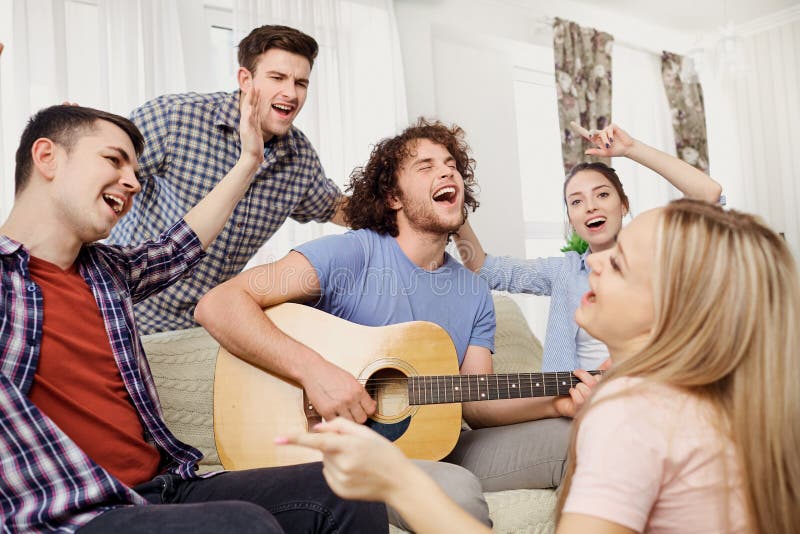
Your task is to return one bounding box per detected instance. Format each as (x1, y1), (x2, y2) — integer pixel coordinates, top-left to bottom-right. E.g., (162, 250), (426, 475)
(455, 124), (722, 371)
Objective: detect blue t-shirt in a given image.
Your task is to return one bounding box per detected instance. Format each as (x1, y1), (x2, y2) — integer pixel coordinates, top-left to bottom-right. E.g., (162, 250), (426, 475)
(294, 229), (495, 366)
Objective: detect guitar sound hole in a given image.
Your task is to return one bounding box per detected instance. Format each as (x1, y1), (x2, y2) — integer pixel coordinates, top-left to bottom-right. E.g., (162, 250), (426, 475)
(365, 368), (409, 419)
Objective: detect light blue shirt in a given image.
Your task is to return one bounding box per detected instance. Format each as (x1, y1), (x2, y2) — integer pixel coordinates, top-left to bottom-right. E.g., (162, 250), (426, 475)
(295, 229), (495, 365)
(479, 251), (591, 371)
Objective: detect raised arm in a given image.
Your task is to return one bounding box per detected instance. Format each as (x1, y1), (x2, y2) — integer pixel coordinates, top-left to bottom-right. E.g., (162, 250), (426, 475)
(281, 418), (491, 534)
(194, 251), (376, 422)
(183, 88), (265, 249)
(575, 122), (722, 202)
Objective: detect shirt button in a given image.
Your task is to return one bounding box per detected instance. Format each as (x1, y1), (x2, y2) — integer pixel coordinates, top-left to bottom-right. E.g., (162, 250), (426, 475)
(26, 284), (36, 292)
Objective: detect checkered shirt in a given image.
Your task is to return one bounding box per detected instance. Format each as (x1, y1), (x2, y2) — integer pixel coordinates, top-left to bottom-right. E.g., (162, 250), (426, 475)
(109, 90), (342, 334)
(0, 220), (206, 533)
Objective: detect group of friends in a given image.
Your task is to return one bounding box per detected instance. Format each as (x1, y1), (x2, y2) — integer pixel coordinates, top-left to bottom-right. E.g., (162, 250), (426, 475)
(0, 23), (797, 534)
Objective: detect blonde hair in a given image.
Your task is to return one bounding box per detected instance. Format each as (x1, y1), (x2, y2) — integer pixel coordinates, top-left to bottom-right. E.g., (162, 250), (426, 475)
(557, 199), (800, 533)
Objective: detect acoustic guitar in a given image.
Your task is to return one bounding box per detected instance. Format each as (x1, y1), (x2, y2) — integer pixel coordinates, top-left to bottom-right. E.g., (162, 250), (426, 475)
(213, 303), (597, 470)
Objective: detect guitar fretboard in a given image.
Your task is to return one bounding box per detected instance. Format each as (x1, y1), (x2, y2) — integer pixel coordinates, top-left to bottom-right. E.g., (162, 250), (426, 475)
(407, 371), (602, 405)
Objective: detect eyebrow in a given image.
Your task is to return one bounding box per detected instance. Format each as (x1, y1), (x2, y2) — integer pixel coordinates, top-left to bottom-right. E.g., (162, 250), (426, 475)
(413, 155), (455, 168)
(567, 184), (612, 198)
(107, 145), (140, 177)
(265, 70), (309, 84)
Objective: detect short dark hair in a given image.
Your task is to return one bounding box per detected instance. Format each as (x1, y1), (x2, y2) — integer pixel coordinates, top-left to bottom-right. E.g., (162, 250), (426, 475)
(344, 118), (479, 237)
(237, 25), (319, 73)
(14, 105), (144, 195)
(563, 161), (630, 212)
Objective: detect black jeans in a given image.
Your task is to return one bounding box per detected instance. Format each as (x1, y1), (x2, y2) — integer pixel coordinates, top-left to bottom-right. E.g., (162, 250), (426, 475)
(78, 462), (388, 534)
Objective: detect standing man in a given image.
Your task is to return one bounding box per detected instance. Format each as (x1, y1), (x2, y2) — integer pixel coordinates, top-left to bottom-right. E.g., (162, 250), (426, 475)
(109, 25), (346, 334)
(196, 119), (599, 529)
(0, 102), (386, 533)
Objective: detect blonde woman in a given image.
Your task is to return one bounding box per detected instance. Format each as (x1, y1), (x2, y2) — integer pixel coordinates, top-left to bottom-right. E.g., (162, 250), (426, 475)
(284, 199), (800, 533)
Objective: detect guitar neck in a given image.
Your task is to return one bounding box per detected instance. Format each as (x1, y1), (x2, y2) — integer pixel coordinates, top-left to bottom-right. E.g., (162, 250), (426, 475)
(408, 370), (602, 405)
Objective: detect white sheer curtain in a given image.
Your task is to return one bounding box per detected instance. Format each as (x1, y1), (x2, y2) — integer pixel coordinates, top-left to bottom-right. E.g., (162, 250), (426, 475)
(0, 0), (211, 219)
(700, 14), (800, 257)
(236, 0), (408, 267)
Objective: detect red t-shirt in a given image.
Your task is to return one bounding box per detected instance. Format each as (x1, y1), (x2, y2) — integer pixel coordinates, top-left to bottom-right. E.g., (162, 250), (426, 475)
(27, 256), (161, 487)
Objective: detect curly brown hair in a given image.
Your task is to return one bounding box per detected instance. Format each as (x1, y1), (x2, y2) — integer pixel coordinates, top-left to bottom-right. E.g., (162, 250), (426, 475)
(344, 118), (479, 236)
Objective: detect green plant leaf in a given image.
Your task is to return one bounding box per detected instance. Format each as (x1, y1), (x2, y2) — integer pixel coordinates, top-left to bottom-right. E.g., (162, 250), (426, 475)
(560, 231), (589, 254)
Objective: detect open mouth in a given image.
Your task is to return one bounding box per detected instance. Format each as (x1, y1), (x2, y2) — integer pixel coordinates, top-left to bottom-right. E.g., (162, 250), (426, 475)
(271, 102), (295, 118)
(103, 193), (125, 215)
(585, 216), (607, 231)
(582, 290), (596, 306)
(432, 185), (457, 205)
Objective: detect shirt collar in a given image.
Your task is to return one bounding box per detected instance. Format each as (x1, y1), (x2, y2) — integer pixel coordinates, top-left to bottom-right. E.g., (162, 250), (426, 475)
(214, 90), (299, 157)
(580, 249), (591, 272)
(0, 235), (24, 256)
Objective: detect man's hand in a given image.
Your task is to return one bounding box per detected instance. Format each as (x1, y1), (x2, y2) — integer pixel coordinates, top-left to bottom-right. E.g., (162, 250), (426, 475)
(301, 361), (376, 423)
(552, 358), (611, 418)
(239, 87), (265, 167)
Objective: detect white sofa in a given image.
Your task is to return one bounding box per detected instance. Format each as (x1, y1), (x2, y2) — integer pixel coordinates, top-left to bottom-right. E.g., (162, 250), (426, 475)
(142, 294), (557, 533)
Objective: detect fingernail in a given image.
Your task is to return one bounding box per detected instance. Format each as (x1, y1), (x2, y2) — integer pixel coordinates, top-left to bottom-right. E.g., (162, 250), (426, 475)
(274, 436), (288, 444)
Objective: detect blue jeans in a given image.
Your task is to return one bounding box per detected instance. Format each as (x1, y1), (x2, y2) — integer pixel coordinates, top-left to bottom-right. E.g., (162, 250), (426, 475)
(78, 462), (388, 534)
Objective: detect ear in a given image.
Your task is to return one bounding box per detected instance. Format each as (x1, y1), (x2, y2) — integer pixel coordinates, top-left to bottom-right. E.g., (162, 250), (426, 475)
(31, 138), (59, 181)
(387, 192), (402, 210)
(237, 67), (253, 93)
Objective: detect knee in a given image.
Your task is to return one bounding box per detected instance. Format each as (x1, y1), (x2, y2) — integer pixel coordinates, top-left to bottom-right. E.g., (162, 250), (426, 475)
(415, 461), (490, 526)
(201, 501), (282, 533)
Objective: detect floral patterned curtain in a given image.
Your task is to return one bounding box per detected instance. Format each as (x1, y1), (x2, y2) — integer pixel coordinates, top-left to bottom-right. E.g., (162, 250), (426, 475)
(661, 51), (710, 173)
(553, 18), (614, 174)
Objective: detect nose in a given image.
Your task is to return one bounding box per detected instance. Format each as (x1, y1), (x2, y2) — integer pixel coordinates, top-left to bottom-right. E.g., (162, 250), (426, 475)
(120, 167), (142, 194)
(586, 251), (602, 272)
(585, 196), (597, 212)
(282, 78), (298, 101)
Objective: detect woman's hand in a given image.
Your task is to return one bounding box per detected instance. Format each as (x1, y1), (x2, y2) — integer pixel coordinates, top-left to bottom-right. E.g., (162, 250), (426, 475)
(570, 122), (635, 158)
(277, 417), (408, 503)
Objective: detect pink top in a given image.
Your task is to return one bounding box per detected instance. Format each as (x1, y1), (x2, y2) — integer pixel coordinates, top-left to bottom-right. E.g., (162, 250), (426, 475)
(563, 377), (748, 533)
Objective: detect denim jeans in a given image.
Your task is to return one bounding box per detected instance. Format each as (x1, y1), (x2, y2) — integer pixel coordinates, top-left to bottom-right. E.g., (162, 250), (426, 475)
(78, 462), (388, 534)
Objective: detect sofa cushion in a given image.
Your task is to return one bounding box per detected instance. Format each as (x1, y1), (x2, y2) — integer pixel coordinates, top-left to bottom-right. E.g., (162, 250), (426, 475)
(492, 294), (543, 373)
(142, 327), (221, 473)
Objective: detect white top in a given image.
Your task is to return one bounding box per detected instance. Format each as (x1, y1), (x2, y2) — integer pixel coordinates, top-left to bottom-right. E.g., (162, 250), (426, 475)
(575, 327), (609, 370)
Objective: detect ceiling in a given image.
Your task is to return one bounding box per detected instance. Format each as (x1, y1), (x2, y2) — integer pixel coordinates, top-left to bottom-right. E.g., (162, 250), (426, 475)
(565, 0), (800, 32)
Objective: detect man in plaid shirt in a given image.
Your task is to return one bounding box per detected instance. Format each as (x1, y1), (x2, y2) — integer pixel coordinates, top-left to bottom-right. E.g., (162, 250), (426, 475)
(109, 25), (348, 335)
(0, 102), (386, 532)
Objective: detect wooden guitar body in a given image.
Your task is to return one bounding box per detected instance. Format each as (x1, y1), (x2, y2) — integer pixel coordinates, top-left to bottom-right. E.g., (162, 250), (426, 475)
(213, 303), (462, 469)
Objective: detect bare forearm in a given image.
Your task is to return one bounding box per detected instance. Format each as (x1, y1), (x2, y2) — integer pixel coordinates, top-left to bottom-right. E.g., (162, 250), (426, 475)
(194, 284), (320, 383)
(328, 195), (349, 227)
(455, 221), (487, 272)
(183, 156), (261, 249)
(462, 396), (560, 429)
(625, 140), (722, 202)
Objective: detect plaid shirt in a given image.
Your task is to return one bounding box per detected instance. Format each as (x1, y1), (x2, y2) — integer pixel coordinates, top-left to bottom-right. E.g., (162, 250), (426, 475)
(109, 90), (342, 334)
(0, 220), (206, 533)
